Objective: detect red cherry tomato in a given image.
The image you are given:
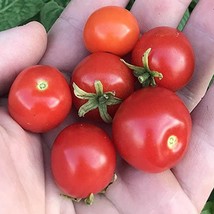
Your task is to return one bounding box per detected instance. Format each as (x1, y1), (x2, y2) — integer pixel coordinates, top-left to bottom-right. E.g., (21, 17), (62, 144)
(71, 52), (135, 123)
(51, 123), (116, 201)
(112, 87), (192, 173)
(8, 65), (72, 133)
(130, 26), (195, 91)
(83, 6), (140, 56)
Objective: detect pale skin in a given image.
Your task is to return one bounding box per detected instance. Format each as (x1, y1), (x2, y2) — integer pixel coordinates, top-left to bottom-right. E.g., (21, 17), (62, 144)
(0, 0), (214, 213)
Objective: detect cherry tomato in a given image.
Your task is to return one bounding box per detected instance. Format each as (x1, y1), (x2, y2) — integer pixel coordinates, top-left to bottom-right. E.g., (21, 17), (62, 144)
(51, 123), (116, 201)
(71, 52), (135, 123)
(112, 87), (192, 173)
(8, 65), (72, 133)
(83, 6), (140, 56)
(130, 26), (195, 91)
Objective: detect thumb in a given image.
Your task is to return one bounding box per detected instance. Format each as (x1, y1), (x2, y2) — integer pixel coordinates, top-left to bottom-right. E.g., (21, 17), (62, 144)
(0, 21), (47, 96)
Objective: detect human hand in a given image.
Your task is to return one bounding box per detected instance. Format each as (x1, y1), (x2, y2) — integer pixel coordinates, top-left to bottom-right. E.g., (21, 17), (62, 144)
(0, 22), (47, 214)
(1, 0), (214, 214)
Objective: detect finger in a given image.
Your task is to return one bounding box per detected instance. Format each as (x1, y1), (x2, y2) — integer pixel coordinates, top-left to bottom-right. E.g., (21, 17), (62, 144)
(106, 162), (198, 213)
(131, 0), (192, 32)
(0, 21), (47, 96)
(172, 84), (214, 212)
(40, 0), (130, 72)
(42, 142), (76, 214)
(0, 107), (45, 213)
(178, 0), (214, 111)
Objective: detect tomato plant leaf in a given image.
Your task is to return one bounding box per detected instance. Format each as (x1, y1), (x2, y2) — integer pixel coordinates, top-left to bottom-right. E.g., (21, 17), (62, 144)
(201, 201), (214, 214)
(0, 0), (44, 31)
(40, 0), (64, 31)
(54, 0), (71, 7)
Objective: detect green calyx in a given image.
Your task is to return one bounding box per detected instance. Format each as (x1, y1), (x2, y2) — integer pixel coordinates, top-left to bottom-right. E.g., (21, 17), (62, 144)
(60, 193), (94, 205)
(121, 48), (163, 87)
(100, 173), (117, 194)
(60, 173), (117, 205)
(73, 81), (122, 123)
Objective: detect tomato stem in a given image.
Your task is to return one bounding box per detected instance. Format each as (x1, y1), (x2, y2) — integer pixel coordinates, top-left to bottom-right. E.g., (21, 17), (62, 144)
(73, 81), (122, 123)
(120, 48), (163, 87)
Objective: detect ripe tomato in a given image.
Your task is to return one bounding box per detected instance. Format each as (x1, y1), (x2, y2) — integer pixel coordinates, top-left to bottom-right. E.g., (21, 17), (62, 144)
(8, 65), (72, 133)
(51, 123), (116, 202)
(130, 26), (195, 91)
(71, 52), (135, 123)
(112, 87), (192, 173)
(83, 6), (140, 56)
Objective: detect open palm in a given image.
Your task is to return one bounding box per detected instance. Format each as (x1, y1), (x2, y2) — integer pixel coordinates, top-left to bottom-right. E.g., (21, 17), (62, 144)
(1, 0), (214, 213)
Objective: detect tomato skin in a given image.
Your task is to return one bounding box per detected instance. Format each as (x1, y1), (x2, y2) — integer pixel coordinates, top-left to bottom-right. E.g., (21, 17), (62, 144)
(51, 123), (116, 199)
(83, 6), (140, 56)
(8, 65), (72, 133)
(131, 26), (195, 91)
(112, 87), (192, 173)
(71, 52), (135, 121)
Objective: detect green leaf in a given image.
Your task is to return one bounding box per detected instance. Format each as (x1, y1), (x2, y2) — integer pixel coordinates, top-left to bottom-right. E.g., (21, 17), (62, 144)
(21, 13), (41, 25)
(201, 201), (214, 214)
(0, 0), (44, 31)
(40, 0), (64, 31)
(208, 189), (214, 201)
(54, 0), (71, 7)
